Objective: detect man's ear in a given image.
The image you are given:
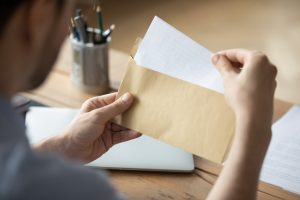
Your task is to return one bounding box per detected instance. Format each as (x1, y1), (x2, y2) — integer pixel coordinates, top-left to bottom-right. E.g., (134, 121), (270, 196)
(24, 0), (57, 49)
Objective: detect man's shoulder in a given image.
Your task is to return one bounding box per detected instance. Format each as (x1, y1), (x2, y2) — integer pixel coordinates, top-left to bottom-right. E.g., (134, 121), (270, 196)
(0, 140), (124, 200)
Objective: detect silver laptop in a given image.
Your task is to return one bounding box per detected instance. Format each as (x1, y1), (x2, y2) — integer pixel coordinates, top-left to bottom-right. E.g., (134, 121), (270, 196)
(26, 107), (194, 172)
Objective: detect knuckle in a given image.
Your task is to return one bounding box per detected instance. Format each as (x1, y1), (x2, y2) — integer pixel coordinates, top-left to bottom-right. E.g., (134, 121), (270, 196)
(93, 109), (105, 120)
(248, 52), (257, 62)
(249, 51), (272, 71)
(81, 97), (99, 111)
(94, 108), (104, 116)
(254, 51), (268, 61)
(82, 99), (91, 107)
(81, 101), (93, 112)
(271, 65), (278, 76)
(253, 50), (263, 55)
(250, 50), (267, 62)
(114, 99), (126, 110)
(94, 108), (110, 122)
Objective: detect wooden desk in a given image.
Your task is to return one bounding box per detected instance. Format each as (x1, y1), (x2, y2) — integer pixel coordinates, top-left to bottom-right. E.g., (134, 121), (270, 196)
(24, 39), (300, 200)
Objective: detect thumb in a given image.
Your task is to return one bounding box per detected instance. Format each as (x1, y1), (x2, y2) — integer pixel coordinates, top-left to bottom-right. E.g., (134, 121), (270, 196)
(212, 54), (236, 78)
(95, 93), (134, 122)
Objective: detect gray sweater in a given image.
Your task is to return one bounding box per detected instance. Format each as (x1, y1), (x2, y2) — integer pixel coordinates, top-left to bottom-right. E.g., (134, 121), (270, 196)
(0, 97), (123, 200)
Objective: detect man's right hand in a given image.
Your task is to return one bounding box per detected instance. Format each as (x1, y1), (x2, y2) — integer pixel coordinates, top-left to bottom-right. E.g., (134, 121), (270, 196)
(207, 49), (277, 200)
(212, 49), (277, 132)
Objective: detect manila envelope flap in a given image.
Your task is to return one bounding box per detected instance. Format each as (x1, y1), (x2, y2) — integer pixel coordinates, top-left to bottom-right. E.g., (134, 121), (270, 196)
(117, 41), (235, 164)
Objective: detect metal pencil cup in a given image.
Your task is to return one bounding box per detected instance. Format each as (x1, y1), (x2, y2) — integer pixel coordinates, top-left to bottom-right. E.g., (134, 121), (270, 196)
(71, 39), (110, 94)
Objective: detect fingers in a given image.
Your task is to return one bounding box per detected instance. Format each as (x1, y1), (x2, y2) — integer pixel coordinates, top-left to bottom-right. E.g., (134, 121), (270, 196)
(106, 122), (130, 132)
(212, 54), (236, 78)
(216, 49), (253, 64)
(112, 130), (142, 145)
(213, 49), (276, 78)
(94, 93), (134, 122)
(102, 124), (141, 150)
(81, 93), (117, 113)
(111, 123), (129, 132)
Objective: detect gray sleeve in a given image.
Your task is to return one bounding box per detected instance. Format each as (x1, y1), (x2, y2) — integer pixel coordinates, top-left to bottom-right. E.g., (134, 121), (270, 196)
(1, 142), (125, 200)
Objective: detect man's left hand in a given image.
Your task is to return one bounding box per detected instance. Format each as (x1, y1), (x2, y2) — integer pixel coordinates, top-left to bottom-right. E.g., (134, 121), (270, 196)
(34, 92), (141, 163)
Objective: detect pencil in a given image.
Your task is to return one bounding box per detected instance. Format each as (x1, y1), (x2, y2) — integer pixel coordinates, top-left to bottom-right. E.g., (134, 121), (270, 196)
(76, 9), (82, 17)
(96, 6), (104, 34)
(70, 18), (80, 41)
(102, 24), (115, 41)
(74, 16), (88, 43)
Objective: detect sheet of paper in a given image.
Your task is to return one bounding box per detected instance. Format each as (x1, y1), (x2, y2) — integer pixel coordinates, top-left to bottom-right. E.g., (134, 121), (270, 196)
(260, 106), (300, 195)
(134, 16), (224, 93)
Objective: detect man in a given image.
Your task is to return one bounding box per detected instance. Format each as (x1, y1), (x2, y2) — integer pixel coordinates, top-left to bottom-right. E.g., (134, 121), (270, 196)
(0, 1), (277, 200)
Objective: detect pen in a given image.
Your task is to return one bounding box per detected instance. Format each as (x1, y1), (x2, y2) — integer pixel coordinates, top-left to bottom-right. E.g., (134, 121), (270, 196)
(86, 28), (94, 44)
(102, 24), (115, 41)
(70, 18), (80, 41)
(76, 9), (88, 30)
(94, 29), (103, 44)
(74, 15), (88, 43)
(76, 9), (82, 17)
(70, 6), (114, 44)
(86, 27), (100, 44)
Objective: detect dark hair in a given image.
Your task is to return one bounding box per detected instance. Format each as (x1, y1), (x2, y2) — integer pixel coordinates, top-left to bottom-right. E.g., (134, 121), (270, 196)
(0, 0), (64, 37)
(0, 0), (24, 36)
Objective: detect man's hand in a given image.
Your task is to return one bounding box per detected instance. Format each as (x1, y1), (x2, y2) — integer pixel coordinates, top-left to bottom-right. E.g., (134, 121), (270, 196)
(212, 49), (277, 135)
(35, 93), (141, 163)
(207, 49), (277, 200)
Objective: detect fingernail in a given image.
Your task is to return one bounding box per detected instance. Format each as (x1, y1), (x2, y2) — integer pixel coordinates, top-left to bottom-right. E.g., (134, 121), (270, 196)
(212, 54), (220, 65)
(121, 93), (132, 103)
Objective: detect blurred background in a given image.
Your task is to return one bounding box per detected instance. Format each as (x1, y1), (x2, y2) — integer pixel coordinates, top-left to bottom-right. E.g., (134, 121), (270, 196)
(76, 0), (300, 104)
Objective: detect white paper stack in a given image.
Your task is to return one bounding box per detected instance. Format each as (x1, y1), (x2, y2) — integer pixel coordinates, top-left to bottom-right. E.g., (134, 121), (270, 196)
(260, 106), (300, 195)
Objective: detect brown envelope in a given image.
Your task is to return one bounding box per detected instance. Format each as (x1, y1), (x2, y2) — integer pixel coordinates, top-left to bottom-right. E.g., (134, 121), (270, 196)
(117, 41), (235, 164)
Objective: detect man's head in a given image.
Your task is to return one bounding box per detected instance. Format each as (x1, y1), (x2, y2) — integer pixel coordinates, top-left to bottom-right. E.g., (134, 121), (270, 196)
(0, 0), (73, 98)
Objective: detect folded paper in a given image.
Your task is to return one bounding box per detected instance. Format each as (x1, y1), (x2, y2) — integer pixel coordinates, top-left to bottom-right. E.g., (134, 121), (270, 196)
(134, 16), (224, 93)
